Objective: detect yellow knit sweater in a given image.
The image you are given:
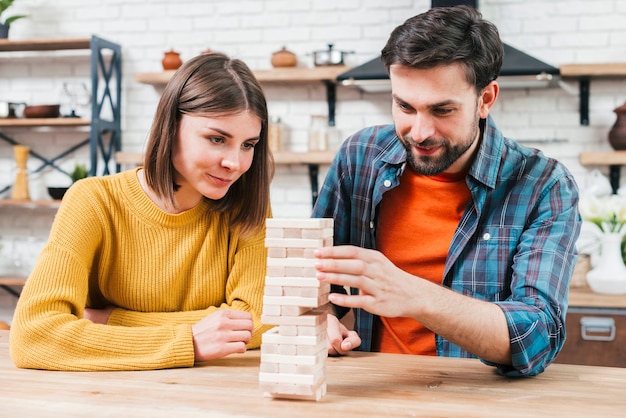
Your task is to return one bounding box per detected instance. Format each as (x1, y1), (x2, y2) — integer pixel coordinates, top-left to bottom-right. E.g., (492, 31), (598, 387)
(9, 168), (270, 371)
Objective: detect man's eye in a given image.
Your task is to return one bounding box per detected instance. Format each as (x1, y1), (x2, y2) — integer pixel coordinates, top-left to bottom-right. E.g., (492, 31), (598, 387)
(434, 108), (453, 115)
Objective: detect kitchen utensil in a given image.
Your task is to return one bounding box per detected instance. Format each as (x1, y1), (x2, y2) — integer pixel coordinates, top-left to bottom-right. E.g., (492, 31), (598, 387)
(23, 104), (61, 118)
(271, 46), (297, 68)
(311, 44), (353, 66)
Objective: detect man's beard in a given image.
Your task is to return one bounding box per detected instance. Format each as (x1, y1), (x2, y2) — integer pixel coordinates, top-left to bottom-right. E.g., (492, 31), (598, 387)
(401, 117), (480, 176)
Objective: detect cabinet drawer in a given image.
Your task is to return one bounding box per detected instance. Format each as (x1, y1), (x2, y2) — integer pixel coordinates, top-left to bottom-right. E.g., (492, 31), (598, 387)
(556, 308), (626, 367)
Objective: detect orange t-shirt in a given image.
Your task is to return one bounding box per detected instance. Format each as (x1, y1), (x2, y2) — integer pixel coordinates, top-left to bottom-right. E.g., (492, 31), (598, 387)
(375, 165), (471, 355)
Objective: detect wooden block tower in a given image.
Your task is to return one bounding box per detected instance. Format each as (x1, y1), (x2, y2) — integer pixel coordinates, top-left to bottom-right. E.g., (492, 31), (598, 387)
(259, 218), (333, 401)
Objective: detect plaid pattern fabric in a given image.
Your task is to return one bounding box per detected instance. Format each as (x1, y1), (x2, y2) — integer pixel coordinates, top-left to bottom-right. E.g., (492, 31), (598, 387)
(312, 117), (581, 376)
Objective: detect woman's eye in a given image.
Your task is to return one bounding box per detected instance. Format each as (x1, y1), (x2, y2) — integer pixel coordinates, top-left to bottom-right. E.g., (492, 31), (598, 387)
(243, 142), (256, 150)
(208, 136), (224, 144)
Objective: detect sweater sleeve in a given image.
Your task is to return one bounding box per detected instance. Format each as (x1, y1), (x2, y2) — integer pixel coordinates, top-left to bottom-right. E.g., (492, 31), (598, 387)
(107, 220), (273, 349)
(9, 179), (196, 371)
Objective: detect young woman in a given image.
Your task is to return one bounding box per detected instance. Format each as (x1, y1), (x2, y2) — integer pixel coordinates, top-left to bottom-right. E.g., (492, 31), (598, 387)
(9, 52), (275, 371)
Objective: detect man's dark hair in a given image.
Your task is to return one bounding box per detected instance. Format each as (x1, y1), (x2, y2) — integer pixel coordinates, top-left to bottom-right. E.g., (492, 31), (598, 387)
(381, 5), (503, 91)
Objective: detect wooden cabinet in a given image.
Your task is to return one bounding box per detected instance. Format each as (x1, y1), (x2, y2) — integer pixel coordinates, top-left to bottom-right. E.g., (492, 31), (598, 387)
(557, 287), (626, 367)
(0, 36), (122, 206)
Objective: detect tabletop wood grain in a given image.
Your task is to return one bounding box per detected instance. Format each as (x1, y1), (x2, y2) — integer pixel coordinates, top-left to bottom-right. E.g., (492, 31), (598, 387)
(0, 330), (624, 417)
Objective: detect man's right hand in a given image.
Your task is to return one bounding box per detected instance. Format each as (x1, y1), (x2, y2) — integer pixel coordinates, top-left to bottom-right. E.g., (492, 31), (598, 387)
(326, 313), (361, 356)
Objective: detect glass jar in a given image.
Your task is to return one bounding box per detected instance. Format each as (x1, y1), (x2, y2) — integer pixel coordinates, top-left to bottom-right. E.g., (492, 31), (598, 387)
(308, 115), (328, 151)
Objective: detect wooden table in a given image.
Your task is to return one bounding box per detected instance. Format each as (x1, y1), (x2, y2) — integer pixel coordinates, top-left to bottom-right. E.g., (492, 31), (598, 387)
(0, 331), (624, 417)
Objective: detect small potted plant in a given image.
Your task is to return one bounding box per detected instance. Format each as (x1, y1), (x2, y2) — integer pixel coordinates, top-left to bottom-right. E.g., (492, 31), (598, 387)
(70, 163), (89, 183)
(0, 0), (28, 39)
(47, 163), (89, 200)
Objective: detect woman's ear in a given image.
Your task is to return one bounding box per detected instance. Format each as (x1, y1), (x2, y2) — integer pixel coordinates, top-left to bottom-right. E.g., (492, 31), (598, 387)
(478, 80), (499, 119)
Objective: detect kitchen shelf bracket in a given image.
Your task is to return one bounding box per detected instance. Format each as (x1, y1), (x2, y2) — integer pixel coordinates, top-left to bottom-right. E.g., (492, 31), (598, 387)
(89, 35), (123, 176)
(579, 76), (590, 126)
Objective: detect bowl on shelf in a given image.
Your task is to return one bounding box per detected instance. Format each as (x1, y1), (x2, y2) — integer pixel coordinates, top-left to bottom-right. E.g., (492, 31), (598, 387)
(47, 187), (69, 200)
(24, 104), (61, 119)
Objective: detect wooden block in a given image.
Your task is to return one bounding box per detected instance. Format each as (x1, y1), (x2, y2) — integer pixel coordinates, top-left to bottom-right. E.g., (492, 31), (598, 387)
(281, 305), (311, 317)
(284, 286), (324, 298)
(265, 237), (329, 249)
(259, 362), (279, 373)
(266, 265), (285, 277)
(278, 324), (298, 336)
(267, 247), (286, 258)
(259, 367), (325, 385)
(301, 228), (333, 239)
(267, 257), (317, 268)
(261, 351), (326, 366)
(285, 266), (317, 277)
(260, 380), (326, 401)
(262, 330), (326, 347)
(263, 285), (283, 296)
(263, 294), (328, 308)
(261, 304), (282, 316)
(266, 218), (333, 229)
(265, 228), (284, 238)
(283, 229), (303, 239)
(297, 339), (327, 356)
(297, 321), (327, 337)
(262, 308), (327, 326)
(265, 276), (323, 288)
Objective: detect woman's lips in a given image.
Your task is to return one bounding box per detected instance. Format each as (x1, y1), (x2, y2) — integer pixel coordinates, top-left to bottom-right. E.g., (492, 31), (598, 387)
(208, 174), (234, 187)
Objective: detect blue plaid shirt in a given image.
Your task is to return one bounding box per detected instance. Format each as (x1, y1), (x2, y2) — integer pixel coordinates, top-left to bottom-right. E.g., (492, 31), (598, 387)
(312, 117), (581, 376)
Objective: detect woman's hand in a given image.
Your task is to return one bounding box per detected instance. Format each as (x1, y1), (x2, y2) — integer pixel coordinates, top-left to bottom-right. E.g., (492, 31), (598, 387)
(84, 306), (115, 324)
(191, 310), (254, 362)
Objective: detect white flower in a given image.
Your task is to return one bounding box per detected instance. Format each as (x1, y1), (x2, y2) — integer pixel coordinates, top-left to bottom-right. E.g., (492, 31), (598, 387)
(579, 194), (626, 234)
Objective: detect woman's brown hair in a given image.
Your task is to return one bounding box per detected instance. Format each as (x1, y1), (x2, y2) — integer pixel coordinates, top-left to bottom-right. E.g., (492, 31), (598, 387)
(143, 52), (274, 236)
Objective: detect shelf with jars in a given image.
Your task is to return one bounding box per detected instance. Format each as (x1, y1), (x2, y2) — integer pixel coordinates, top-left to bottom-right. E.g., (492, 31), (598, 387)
(0, 36), (122, 208)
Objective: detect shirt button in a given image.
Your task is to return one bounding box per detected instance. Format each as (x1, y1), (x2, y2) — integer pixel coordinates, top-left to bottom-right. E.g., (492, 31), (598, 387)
(383, 180), (391, 187)
(483, 233), (491, 240)
(370, 221), (374, 229)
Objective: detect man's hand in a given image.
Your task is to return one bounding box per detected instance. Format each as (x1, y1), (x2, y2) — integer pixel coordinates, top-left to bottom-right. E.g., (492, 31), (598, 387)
(326, 313), (361, 356)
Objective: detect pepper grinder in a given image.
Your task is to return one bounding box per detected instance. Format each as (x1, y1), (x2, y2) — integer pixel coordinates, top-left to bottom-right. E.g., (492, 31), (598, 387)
(11, 145), (30, 201)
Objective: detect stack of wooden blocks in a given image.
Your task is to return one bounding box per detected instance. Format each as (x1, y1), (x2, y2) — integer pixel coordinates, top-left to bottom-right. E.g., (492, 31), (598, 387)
(259, 218), (333, 401)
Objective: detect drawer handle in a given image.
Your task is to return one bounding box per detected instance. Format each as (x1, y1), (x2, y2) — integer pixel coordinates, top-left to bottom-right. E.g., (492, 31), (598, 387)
(580, 317), (616, 342)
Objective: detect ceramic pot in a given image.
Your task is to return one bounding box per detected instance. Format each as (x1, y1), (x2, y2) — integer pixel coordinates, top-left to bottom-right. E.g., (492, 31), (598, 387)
(0, 24), (9, 39)
(586, 232), (626, 295)
(608, 102), (626, 150)
(162, 50), (183, 71)
(271, 47), (297, 68)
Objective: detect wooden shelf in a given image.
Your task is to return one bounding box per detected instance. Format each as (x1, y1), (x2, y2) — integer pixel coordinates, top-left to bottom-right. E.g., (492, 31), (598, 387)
(0, 38), (92, 52)
(560, 63), (626, 77)
(0, 118), (90, 127)
(0, 199), (61, 208)
(116, 151), (336, 166)
(134, 66), (351, 86)
(558, 62), (626, 126)
(0, 276), (27, 286)
(579, 151), (626, 166)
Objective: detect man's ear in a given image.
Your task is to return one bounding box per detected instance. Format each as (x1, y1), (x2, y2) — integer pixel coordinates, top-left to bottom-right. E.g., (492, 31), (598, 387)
(478, 81), (499, 119)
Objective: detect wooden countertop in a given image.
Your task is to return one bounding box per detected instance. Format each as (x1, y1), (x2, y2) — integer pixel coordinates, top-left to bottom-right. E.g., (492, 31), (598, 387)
(569, 287), (626, 309)
(1, 330), (624, 417)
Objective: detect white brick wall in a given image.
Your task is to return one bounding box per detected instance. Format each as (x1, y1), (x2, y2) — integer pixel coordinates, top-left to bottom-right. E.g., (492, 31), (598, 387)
(1, 0), (625, 320)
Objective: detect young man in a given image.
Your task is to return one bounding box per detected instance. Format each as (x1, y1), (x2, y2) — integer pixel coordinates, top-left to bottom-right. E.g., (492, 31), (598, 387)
(313, 5), (581, 377)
